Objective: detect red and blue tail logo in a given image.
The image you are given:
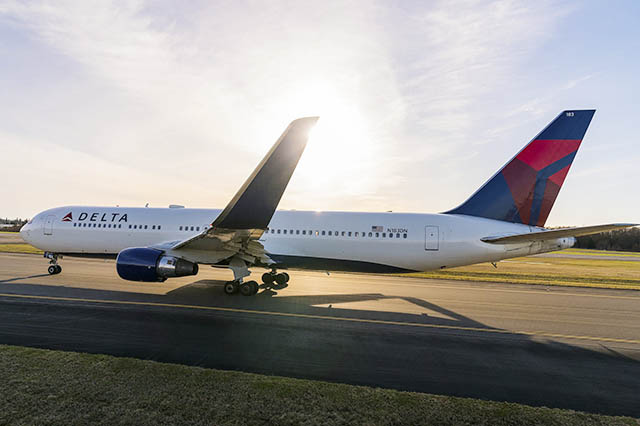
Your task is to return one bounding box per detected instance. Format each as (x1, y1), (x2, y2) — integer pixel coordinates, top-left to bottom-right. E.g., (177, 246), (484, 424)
(446, 110), (595, 227)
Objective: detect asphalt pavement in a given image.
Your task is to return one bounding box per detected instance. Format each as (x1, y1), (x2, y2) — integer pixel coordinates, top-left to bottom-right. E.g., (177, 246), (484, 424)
(0, 252), (639, 417)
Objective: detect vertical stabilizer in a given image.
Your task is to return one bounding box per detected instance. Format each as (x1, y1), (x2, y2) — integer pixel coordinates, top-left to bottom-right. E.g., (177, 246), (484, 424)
(445, 110), (595, 227)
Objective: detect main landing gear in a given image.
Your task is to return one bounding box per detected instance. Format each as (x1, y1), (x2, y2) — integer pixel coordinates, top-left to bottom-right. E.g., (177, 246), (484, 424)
(261, 270), (289, 286)
(223, 280), (259, 296)
(222, 257), (290, 296)
(45, 252), (62, 275)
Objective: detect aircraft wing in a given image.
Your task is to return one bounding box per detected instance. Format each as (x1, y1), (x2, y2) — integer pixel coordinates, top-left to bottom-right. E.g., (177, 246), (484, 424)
(481, 223), (637, 244)
(169, 117), (318, 264)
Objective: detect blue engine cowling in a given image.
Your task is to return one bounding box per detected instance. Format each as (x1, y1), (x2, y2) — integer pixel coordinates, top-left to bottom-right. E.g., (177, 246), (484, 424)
(116, 247), (198, 282)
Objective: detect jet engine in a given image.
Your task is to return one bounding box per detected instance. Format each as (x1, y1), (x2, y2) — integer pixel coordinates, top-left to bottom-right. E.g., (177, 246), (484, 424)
(116, 247), (198, 282)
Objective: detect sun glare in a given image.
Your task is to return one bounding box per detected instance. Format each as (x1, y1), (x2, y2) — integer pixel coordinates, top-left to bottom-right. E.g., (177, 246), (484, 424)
(285, 82), (374, 193)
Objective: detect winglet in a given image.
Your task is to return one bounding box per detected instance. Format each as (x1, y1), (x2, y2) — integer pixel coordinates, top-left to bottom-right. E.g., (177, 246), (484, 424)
(211, 117), (319, 230)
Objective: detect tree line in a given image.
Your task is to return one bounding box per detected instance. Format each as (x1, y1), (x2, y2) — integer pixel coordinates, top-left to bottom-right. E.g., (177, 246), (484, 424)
(574, 227), (640, 252)
(0, 218), (28, 232)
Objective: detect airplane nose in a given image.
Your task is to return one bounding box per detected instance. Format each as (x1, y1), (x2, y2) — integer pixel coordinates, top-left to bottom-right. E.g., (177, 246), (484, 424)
(20, 222), (30, 242)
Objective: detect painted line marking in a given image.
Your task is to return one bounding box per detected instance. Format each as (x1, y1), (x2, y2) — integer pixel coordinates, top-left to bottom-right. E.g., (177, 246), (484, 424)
(0, 292), (638, 345)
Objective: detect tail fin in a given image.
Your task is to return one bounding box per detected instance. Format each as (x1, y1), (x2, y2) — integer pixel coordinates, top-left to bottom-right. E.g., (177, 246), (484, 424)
(445, 110), (595, 227)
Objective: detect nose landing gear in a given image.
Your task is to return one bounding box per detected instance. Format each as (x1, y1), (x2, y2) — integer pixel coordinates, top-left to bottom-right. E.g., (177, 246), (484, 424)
(45, 252), (62, 275)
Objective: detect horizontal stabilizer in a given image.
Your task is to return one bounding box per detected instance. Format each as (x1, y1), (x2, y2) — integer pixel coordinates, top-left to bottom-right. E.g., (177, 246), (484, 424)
(481, 223), (637, 244)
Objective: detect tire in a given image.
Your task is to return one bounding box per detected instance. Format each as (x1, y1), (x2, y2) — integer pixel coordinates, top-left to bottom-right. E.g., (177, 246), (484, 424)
(48, 265), (57, 275)
(224, 281), (238, 295)
(275, 273), (287, 285)
(55, 265), (62, 274)
(262, 272), (274, 285)
(240, 282), (255, 296)
(282, 272), (290, 283)
(250, 281), (259, 295)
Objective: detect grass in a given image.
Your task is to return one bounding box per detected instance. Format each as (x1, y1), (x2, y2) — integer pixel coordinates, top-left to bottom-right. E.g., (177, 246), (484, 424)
(0, 243), (42, 255)
(404, 255), (640, 290)
(0, 345), (637, 426)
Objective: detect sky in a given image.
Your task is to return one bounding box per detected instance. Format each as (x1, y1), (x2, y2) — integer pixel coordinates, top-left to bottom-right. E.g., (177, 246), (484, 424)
(1, 0), (638, 226)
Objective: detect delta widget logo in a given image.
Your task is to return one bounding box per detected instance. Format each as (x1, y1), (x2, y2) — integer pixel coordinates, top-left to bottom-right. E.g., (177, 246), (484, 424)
(62, 212), (73, 222)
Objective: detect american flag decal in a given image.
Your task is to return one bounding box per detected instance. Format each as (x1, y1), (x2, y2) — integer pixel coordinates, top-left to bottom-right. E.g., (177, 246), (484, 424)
(371, 225), (383, 232)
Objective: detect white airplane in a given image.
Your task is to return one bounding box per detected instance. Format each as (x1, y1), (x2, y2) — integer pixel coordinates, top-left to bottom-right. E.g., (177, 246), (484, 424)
(20, 111), (636, 296)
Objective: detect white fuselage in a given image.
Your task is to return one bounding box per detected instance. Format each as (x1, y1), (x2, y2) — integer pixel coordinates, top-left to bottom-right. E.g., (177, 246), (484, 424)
(20, 206), (574, 273)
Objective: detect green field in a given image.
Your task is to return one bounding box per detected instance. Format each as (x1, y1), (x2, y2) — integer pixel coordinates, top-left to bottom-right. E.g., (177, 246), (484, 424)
(405, 253), (640, 290)
(0, 243), (43, 254)
(0, 345), (636, 426)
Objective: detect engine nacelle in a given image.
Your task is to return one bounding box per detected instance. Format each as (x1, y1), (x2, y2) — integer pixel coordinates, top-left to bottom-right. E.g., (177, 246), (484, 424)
(116, 247), (198, 282)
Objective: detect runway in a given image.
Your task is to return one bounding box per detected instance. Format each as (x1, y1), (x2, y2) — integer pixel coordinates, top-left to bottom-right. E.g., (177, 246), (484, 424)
(1, 252), (639, 417)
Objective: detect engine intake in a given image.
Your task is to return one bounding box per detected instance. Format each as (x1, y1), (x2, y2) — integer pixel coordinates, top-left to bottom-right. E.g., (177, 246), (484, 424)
(116, 248), (198, 282)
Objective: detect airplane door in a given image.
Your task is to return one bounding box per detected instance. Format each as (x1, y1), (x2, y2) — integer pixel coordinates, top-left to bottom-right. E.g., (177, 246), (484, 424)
(425, 226), (439, 250)
(44, 215), (55, 235)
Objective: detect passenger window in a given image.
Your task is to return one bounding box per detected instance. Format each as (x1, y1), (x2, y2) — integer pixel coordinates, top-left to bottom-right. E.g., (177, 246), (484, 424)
(179, 226), (182, 231)
(134, 225), (137, 229)
(348, 231), (352, 236)
(73, 223), (76, 227)
(382, 233), (386, 238)
(328, 231), (332, 236)
(389, 233), (392, 238)
(396, 233), (400, 238)
(403, 233), (407, 238)
(144, 225), (148, 229)
(158, 225), (161, 230)
(322, 231), (326, 236)
(296, 230), (300, 235)
(315, 231), (319, 236)
(152, 225), (155, 230)
(341, 231), (345, 236)
(376, 232), (379, 238)
(368, 232), (372, 237)
(354, 232), (358, 237)
(302, 230), (306, 235)
(334, 231), (338, 236)
(277, 229), (281, 234)
(196, 227), (200, 231)
(119, 224), (122, 228)
(283, 230), (287, 234)
(190, 226), (194, 231)
(290, 230), (293, 234)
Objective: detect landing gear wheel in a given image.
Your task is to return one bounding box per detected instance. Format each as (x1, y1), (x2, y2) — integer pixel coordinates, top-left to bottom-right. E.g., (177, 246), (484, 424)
(262, 272), (274, 285)
(240, 281), (258, 296)
(55, 265), (62, 274)
(275, 273), (287, 285)
(48, 265), (57, 275)
(282, 272), (290, 283)
(224, 281), (239, 295)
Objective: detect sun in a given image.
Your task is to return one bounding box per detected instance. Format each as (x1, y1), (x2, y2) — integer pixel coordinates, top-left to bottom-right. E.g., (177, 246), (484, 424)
(281, 81), (374, 193)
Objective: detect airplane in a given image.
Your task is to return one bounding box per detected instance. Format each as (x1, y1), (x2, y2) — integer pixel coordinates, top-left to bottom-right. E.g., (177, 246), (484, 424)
(20, 110), (636, 296)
